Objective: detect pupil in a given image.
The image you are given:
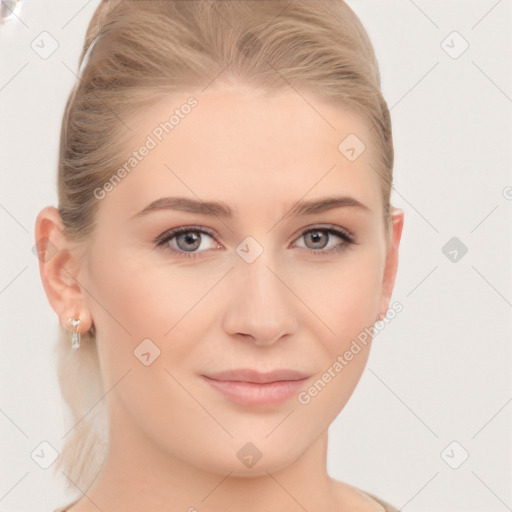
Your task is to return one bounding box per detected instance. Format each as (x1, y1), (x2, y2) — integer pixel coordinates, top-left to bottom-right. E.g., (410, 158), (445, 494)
(308, 231), (327, 249)
(178, 232), (200, 251)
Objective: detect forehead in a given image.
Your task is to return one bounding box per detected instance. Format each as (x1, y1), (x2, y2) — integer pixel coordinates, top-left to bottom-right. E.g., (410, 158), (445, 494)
(108, 86), (382, 219)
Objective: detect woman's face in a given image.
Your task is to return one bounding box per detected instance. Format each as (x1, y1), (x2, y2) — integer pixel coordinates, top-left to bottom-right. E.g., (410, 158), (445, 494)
(78, 86), (402, 475)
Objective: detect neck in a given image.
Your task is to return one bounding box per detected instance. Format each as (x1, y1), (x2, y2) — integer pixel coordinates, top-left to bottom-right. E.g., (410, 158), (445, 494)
(79, 408), (341, 512)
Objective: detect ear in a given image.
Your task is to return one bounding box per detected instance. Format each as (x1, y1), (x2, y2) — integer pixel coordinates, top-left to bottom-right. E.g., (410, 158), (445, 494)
(377, 206), (404, 319)
(34, 206), (93, 333)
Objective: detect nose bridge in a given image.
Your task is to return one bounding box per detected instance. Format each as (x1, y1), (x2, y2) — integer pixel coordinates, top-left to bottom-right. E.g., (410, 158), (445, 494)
(244, 248), (280, 300)
(222, 240), (298, 343)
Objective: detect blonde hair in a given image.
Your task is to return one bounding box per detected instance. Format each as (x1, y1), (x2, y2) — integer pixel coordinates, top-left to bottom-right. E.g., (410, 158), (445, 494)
(54, 0), (394, 492)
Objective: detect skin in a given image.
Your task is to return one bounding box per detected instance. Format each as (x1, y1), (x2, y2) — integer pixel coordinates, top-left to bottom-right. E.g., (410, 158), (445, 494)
(36, 85), (403, 512)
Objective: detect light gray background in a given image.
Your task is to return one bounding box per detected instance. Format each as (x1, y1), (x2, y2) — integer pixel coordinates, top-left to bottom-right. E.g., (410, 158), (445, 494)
(1, 1), (511, 511)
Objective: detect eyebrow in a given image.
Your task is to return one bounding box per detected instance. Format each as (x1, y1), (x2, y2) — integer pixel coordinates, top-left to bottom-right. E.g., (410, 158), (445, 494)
(131, 195), (370, 220)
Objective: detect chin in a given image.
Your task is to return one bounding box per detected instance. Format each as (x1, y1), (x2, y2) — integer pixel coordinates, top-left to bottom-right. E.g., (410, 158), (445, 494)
(183, 437), (310, 477)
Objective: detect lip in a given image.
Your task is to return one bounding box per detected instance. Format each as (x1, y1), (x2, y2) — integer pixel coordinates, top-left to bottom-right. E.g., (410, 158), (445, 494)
(202, 368), (310, 407)
(205, 368), (310, 383)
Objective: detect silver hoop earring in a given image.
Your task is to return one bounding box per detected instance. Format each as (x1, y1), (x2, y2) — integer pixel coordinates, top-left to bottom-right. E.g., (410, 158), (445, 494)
(66, 317), (82, 350)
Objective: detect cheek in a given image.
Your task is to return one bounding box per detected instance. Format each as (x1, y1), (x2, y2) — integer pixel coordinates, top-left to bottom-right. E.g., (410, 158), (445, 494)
(294, 247), (384, 348)
(293, 250), (383, 419)
(86, 245), (226, 373)
(90, 258), (164, 339)
(88, 243), (208, 333)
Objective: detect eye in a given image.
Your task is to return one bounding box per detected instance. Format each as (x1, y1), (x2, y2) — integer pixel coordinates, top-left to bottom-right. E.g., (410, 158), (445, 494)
(292, 225), (355, 255)
(153, 226), (220, 258)
(153, 224), (355, 259)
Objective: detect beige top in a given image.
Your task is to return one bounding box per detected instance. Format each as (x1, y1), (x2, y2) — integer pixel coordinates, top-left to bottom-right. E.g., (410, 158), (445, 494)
(53, 491), (399, 512)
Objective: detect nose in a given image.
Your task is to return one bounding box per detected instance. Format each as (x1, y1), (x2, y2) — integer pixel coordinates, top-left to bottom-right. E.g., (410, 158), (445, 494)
(221, 248), (299, 346)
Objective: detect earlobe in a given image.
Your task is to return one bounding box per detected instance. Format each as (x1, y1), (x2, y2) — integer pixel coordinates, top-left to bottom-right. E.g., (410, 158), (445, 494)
(34, 206), (93, 332)
(377, 206), (404, 319)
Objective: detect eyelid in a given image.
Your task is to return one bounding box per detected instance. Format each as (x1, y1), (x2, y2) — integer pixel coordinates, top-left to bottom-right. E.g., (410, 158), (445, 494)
(152, 225), (218, 247)
(289, 223), (355, 244)
(153, 223), (356, 257)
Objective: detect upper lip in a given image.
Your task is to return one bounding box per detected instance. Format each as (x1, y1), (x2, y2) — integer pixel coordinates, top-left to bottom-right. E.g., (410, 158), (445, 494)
(203, 368), (310, 383)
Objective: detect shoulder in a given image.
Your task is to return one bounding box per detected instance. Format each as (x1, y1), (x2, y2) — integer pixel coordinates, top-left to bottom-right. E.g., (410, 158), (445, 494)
(361, 491), (400, 512)
(330, 478), (399, 512)
(53, 498), (80, 512)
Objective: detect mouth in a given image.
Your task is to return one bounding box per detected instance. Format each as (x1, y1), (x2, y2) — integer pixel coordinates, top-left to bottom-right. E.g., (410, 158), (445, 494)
(201, 368), (311, 407)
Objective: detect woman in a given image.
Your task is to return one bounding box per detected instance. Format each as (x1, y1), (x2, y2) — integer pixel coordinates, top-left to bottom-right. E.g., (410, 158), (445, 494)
(35, 1), (404, 510)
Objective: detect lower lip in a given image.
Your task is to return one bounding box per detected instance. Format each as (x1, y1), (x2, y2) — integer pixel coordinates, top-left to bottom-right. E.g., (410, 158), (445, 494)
(202, 376), (307, 407)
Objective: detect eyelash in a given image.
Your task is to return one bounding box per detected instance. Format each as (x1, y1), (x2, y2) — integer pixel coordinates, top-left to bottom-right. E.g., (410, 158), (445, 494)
(153, 224), (356, 259)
